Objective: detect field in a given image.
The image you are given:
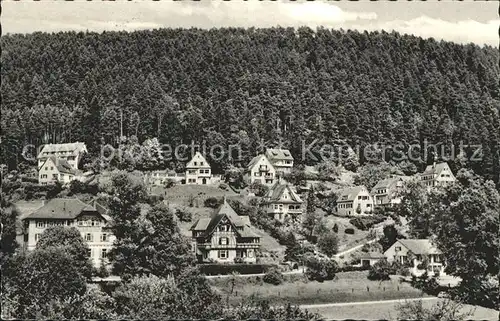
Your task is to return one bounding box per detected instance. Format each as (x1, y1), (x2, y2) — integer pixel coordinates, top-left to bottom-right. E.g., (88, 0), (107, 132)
(152, 184), (239, 207)
(213, 271), (426, 306)
(306, 298), (499, 320)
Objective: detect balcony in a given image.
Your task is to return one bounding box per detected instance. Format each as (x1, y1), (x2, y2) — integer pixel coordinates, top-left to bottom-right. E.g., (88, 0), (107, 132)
(196, 242), (259, 249)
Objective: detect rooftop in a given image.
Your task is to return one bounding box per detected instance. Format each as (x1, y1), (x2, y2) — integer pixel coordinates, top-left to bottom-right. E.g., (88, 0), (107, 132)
(265, 148), (294, 161)
(337, 186), (368, 202)
(38, 142), (87, 158)
(397, 239), (442, 255)
(23, 198), (99, 220)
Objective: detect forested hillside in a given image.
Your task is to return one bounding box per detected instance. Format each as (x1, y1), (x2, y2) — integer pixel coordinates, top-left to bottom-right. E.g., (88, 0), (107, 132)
(1, 27), (499, 183)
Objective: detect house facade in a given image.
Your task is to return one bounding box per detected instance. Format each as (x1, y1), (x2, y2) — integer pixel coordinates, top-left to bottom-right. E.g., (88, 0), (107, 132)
(336, 186), (374, 216)
(38, 156), (78, 185)
(37, 142), (87, 170)
(185, 152), (212, 184)
(21, 198), (114, 268)
(384, 239), (446, 276)
(265, 148), (294, 177)
(190, 200), (260, 263)
(245, 154), (276, 186)
(262, 181), (303, 222)
(359, 252), (386, 267)
(420, 162), (456, 188)
(371, 176), (407, 207)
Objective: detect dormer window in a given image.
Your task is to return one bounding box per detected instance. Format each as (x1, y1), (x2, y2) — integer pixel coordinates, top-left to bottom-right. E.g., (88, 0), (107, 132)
(219, 225), (228, 232)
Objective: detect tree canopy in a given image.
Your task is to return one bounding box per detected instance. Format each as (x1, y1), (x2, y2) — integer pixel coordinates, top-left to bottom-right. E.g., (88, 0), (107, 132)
(1, 28), (498, 185)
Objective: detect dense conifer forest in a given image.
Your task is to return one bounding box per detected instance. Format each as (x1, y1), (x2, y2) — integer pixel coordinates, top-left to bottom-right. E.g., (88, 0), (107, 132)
(1, 27), (499, 183)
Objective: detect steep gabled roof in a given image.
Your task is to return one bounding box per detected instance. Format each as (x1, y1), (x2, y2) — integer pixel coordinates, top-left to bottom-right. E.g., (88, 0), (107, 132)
(265, 148), (294, 161)
(190, 200), (259, 238)
(337, 186), (368, 202)
(371, 176), (405, 194)
(38, 142), (87, 159)
(41, 156), (77, 175)
(23, 198), (98, 220)
(186, 152), (211, 169)
(263, 181), (303, 203)
(247, 154), (274, 172)
(398, 239), (442, 255)
(422, 162), (451, 176)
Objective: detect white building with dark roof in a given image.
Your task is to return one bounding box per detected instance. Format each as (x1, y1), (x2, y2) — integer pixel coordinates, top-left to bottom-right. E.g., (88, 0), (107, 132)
(21, 198), (114, 267)
(37, 142), (87, 170)
(384, 239), (446, 276)
(38, 156), (78, 185)
(420, 162), (456, 188)
(335, 186), (374, 216)
(190, 200), (260, 263)
(185, 152), (212, 184)
(265, 148), (294, 176)
(371, 176), (408, 207)
(245, 154), (276, 186)
(262, 180), (303, 222)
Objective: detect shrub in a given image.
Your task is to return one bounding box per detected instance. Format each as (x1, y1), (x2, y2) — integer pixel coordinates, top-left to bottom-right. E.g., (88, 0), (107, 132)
(410, 272), (441, 295)
(175, 208), (193, 222)
(367, 260), (393, 281)
(344, 228), (355, 235)
(332, 223), (339, 233)
(204, 197), (221, 208)
(218, 183), (229, 191)
(148, 194), (164, 205)
(234, 257), (244, 264)
(305, 257), (338, 282)
(163, 179), (176, 188)
(317, 232), (339, 257)
(349, 215), (385, 231)
(263, 268), (284, 285)
(248, 181), (269, 197)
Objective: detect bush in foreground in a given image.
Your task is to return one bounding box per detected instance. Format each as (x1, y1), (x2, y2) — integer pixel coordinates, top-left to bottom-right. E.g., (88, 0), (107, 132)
(263, 268), (284, 285)
(367, 260), (393, 281)
(305, 257), (338, 282)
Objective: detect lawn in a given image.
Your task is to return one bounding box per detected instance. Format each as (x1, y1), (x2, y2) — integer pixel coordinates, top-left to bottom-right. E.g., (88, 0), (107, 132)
(151, 184), (239, 207)
(306, 298), (499, 320)
(322, 215), (370, 251)
(214, 271), (426, 306)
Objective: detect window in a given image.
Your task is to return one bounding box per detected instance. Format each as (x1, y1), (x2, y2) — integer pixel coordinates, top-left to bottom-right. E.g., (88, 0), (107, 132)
(219, 225), (228, 232)
(50, 167), (54, 170)
(194, 161), (198, 166)
(78, 220), (84, 226)
(101, 249), (108, 258)
(85, 233), (93, 242)
(87, 249), (92, 258)
(254, 172), (261, 177)
(52, 174), (58, 179)
(218, 250), (228, 259)
(219, 237), (228, 245)
(35, 233), (42, 241)
(44, 167), (48, 170)
(36, 221), (45, 228)
(248, 250), (254, 257)
(200, 162), (204, 166)
(41, 174), (48, 179)
(101, 233), (108, 242)
(395, 246), (401, 252)
(274, 204), (279, 210)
